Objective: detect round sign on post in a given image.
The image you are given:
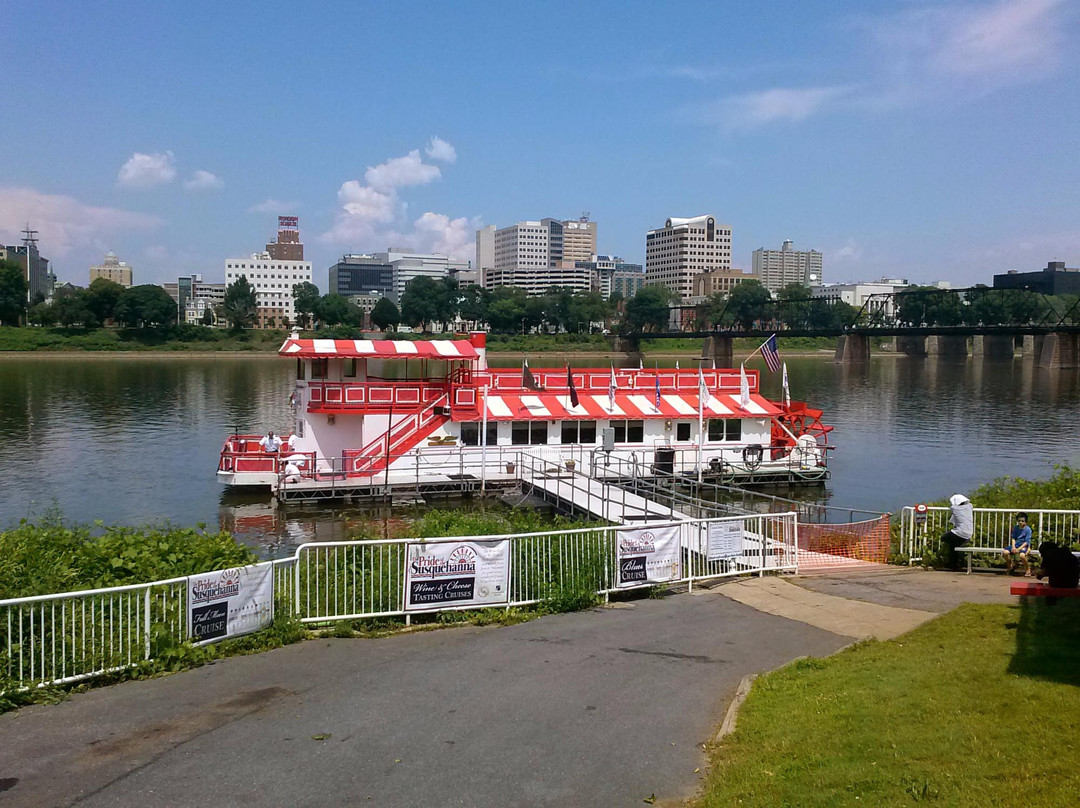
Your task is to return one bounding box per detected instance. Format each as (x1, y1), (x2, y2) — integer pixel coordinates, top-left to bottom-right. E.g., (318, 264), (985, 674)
(914, 503), (928, 524)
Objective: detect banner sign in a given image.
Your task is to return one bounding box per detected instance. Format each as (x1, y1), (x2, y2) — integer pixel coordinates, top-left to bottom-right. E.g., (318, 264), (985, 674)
(405, 540), (510, 612)
(188, 562), (274, 645)
(616, 525), (680, 587)
(707, 520), (745, 561)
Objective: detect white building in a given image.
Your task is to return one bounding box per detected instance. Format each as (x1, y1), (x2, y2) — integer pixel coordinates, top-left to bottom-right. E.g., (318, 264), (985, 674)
(645, 215), (732, 300)
(225, 252), (313, 327)
(810, 278), (910, 320)
(752, 240), (822, 292)
(89, 252), (133, 287)
(479, 217), (599, 295)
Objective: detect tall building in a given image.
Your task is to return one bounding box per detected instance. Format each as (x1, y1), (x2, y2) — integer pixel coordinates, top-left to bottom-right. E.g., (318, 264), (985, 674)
(266, 216), (304, 261)
(577, 255), (645, 299)
(225, 251), (313, 328)
(1, 226), (51, 303)
(328, 250), (463, 304)
(479, 217), (600, 295)
(752, 240), (823, 292)
(993, 261), (1080, 296)
(89, 251), (133, 287)
(645, 215), (732, 300)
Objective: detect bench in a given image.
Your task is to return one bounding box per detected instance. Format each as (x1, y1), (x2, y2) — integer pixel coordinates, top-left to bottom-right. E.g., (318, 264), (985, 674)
(957, 545), (1038, 574)
(1010, 581), (1080, 604)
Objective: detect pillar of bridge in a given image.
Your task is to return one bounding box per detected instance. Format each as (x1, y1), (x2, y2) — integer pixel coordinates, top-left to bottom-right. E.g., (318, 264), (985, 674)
(1037, 333), (1080, 369)
(1022, 335), (1044, 358)
(925, 335), (968, 358)
(833, 333), (870, 364)
(896, 336), (926, 358)
(972, 335), (1015, 361)
(702, 335), (733, 368)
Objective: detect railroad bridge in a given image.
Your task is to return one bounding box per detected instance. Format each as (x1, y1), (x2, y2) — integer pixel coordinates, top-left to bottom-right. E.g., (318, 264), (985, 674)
(616, 286), (1080, 367)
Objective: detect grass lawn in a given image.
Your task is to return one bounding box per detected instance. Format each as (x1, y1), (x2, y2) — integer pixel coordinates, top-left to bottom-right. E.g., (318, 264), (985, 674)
(696, 601), (1080, 807)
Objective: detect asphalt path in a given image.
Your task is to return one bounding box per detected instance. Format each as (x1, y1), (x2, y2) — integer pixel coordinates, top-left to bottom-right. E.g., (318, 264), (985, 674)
(0, 589), (849, 808)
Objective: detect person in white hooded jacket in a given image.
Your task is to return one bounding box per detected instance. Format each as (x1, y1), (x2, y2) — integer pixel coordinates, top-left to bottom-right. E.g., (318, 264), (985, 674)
(941, 493), (974, 570)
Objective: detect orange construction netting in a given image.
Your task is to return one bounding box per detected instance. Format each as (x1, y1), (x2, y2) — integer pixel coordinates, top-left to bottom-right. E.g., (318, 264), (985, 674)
(797, 515), (891, 566)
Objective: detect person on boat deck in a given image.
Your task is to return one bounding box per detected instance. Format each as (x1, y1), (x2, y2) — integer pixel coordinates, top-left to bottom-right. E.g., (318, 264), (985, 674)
(259, 431), (282, 453)
(941, 493), (974, 571)
(1004, 512), (1032, 576)
(281, 460), (302, 484)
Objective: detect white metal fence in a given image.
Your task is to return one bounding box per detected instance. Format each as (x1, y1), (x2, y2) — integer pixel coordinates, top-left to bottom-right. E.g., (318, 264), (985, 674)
(2, 513), (796, 691)
(899, 506), (1080, 562)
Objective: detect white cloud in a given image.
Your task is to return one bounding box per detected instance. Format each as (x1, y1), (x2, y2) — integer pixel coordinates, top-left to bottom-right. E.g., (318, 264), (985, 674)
(413, 212), (478, 261)
(184, 170), (224, 191)
(700, 86), (852, 129)
(0, 186), (162, 257)
(832, 238), (864, 263)
(116, 151), (177, 189)
(364, 149), (442, 192)
(248, 198), (297, 214)
(425, 136), (457, 164)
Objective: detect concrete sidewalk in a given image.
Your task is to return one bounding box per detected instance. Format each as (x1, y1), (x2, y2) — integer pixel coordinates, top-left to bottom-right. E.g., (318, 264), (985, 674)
(0, 567), (1012, 808)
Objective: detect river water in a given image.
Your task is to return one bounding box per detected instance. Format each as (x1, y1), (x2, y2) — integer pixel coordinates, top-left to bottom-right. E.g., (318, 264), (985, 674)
(1, 353), (1077, 555)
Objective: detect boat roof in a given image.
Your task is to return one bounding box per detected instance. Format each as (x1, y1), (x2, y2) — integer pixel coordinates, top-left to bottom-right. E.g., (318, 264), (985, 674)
(280, 338), (478, 359)
(453, 391), (780, 422)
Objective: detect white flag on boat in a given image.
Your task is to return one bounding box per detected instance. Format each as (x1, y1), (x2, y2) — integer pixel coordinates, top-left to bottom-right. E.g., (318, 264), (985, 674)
(782, 362), (790, 407)
(609, 365), (617, 410)
(739, 362), (750, 408)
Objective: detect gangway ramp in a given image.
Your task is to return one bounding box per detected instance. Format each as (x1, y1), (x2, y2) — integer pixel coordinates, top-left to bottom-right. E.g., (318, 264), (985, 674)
(526, 472), (691, 524)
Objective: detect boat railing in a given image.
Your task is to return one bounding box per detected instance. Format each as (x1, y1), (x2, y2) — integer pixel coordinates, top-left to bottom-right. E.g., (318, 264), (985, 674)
(474, 367), (756, 395)
(307, 380), (447, 411)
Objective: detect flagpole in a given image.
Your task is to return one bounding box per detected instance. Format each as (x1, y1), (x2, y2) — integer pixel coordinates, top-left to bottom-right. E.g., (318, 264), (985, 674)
(481, 384), (489, 493)
(697, 365), (705, 484)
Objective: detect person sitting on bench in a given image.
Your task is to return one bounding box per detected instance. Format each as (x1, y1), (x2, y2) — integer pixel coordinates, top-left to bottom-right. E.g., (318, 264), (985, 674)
(941, 494), (974, 571)
(1035, 541), (1080, 589)
(1003, 512), (1032, 576)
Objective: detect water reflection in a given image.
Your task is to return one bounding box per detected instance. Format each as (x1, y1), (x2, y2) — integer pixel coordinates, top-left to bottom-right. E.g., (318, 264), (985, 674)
(2, 353), (1078, 554)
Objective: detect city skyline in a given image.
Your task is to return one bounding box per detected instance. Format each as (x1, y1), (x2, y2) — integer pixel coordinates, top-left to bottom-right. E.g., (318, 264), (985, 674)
(1, 0), (1077, 289)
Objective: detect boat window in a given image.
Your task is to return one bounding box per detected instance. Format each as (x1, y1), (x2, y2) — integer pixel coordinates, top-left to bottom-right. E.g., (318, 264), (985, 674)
(311, 359), (328, 380)
(511, 422), (530, 445)
(708, 419), (725, 441)
(676, 422), (691, 441)
(561, 420), (597, 444)
(513, 422), (547, 445)
(726, 419), (742, 441)
(296, 359), (304, 380)
(343, 358), (356, 378)
(613, 420), (644, 443)
(461, 422), (498, 446)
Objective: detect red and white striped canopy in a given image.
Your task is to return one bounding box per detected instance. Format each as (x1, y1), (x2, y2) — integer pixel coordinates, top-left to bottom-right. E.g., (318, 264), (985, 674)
(279, 338), (478, 359)
(454, 391), (780, 421)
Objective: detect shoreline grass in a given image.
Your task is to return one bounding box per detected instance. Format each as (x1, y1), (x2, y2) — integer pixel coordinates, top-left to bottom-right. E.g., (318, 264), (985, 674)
(695, 601), (1080, 807)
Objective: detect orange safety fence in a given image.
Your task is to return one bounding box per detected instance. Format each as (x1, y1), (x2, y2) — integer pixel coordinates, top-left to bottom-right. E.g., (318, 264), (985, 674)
(797, 515), (891, 567)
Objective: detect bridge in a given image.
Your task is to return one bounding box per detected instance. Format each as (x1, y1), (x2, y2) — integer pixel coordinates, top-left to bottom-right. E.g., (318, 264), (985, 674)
(620, 286), (1080, 367)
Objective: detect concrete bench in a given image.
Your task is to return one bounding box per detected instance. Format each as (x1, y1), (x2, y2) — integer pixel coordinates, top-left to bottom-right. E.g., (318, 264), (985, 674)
(956, 545), (1038, 574)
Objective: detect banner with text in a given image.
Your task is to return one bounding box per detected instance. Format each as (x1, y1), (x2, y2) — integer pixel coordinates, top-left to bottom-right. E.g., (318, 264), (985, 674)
(707, 519), (745, 561)
(405, 540), (510, 612)
(188, 562), (274, 645)
(616, 525), (681, 587)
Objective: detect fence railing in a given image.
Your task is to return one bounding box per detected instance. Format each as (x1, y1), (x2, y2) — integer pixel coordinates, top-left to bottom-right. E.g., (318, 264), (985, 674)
(2, 513), (795, 691)
(899, 506), (1080, 562)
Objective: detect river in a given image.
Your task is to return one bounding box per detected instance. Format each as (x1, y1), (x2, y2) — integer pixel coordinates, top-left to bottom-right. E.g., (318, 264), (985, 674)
(1, 353), (1077, 554)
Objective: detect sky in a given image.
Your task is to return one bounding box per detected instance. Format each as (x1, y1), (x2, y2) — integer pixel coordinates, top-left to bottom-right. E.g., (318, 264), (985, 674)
(1, 0), (1078, 291)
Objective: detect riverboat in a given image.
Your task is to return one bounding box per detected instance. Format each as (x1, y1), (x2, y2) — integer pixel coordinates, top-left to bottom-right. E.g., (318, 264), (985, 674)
(216, 332), (832, 496)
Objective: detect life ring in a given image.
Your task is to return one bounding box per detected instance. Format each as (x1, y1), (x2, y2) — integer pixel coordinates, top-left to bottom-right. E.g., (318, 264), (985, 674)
(742, 444), (764, 470)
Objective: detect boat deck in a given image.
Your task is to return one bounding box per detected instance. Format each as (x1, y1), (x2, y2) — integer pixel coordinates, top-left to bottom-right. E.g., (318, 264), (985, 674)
(526, 472), (691, 524)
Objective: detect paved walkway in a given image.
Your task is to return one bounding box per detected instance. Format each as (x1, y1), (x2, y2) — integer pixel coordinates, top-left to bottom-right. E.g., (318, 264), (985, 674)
(0, 568), (1016, 808)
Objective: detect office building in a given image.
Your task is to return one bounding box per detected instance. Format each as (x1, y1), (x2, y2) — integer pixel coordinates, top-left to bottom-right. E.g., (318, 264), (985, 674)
(560, 216), (598, 264)
(577, 255), (645, 299)
(993, 261), (1080, 296)
(266, 216), (304, 261)
(752, 240), (823, 292)
(810, 278), (910, 321)
(328, 250), (464, 304)
(226, 252), (313, 328)
(475, 225), (496, 273)
(693, 267), (754, 298)
(479, 216), (600, 295)
(645, 215), (732, 300)
(89, 252), (133, 287)
(1, 226), (51, 303)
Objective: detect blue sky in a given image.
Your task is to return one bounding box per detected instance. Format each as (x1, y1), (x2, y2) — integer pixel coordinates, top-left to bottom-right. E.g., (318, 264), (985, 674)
(1, 0), (1077, 290)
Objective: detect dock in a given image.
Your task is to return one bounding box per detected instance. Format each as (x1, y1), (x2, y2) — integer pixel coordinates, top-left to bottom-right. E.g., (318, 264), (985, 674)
(526, 471), (691, 524)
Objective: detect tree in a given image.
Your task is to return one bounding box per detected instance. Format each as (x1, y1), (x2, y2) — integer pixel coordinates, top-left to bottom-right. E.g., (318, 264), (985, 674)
(115, 285), (178, 328)
(0, 259), (28, 326)
(223, 277), (258, 332)
(56, 291), (99, 328)
(485, 286), (528, 333)
(400, 276), (445, 332)
(623, 285), (678, 333)
(318, 293), (362, 327)
(27, 301), (57, 327)
(722, 280), (773, 329)
(458, 285), (488, 328)
(293, 282), (321, 329)
(370, 297), (401, 331)
(86, 278), (126, 325)
(200, 307), (215, 327)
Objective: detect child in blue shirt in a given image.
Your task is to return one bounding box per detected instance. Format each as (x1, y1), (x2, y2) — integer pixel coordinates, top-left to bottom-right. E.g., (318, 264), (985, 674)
(1004, 512), (1032, 575)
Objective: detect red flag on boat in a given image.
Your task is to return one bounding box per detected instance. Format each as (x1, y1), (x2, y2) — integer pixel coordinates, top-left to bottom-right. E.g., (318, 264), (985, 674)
(522, 359), (540, 391)
(567, 365), (579, 408)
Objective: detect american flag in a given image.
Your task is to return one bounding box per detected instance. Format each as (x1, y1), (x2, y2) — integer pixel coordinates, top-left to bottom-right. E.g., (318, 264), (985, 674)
(760, 334), (781, 373)
(654, 371), (661, 410)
